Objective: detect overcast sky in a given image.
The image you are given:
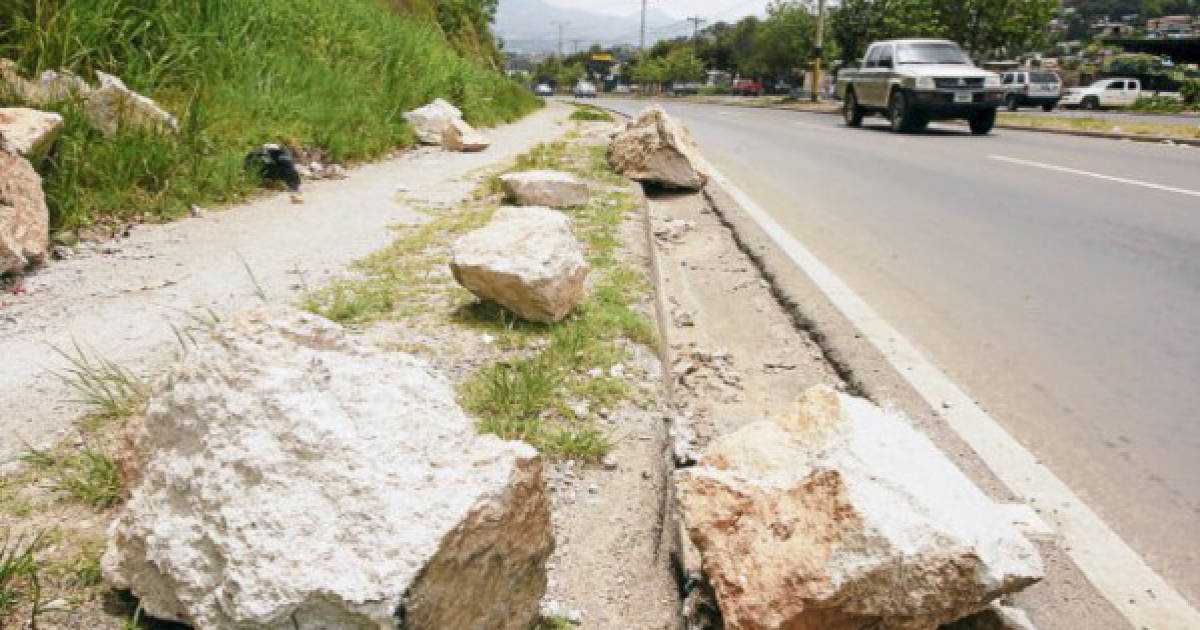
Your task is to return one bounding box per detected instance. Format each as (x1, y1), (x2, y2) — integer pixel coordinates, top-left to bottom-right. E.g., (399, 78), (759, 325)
(544, 0), (772, 21)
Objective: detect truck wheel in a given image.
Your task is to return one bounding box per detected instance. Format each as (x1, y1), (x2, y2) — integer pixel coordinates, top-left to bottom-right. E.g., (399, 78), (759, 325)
(1005, 94), (1019, 111)
(888, 90), (914, 133)
(843, 90), (864, 127)
(969, 109), (996, 135)
(1082, 96), (1100, 110)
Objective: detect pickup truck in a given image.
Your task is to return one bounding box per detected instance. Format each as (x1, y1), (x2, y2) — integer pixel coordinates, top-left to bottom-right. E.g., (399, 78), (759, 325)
(1058, 78), (1167, 110)
(837, 39), (1004, 134)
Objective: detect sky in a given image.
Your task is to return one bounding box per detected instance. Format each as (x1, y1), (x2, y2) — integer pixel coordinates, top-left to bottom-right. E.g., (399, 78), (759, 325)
(544, 0), (772, 21)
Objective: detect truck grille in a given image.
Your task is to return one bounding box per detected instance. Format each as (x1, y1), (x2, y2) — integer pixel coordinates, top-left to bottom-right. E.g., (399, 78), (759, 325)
(934, 77), (985, 89)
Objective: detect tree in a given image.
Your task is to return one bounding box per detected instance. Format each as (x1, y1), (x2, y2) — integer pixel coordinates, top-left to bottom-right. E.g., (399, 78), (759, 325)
(755, 1), (817, 76)
(663, 47), (705, 83)
(830, 0), (940, 64)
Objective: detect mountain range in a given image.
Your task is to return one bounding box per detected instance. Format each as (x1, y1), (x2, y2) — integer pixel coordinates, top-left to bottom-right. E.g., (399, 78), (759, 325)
(495, 0), (686, 53)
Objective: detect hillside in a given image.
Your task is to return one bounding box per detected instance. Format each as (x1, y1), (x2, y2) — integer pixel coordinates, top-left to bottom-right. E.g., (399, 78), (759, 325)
(495, 0), (680, 52)
(0, 0), (539, 231)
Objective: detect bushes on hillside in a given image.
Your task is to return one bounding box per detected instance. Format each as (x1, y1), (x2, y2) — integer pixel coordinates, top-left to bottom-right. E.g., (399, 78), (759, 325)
(0, 0), (539, 229)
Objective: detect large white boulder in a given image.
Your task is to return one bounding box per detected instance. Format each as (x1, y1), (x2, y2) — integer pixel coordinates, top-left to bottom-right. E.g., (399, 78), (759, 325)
(442, 117), (490, 152)
(451, 207), (588, 323)
(103, 310), (554, 630)
(86, 71), (179, 136)
(1, 60), (92, 105)
(0, 107), (64, 162)
(675, 385), (1044, 630)
(499, 170), (588, 208)
(608, 106), (708, 190)
(0, 151), (49, 274)
(403, 98), (463, 145)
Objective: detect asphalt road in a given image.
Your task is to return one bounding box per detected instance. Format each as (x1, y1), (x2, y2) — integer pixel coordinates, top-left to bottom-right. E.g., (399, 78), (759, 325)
(596, 98), (1200, 606)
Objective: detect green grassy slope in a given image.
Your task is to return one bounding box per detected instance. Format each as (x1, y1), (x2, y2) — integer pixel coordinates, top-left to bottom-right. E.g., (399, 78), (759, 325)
(0, 0), (539, 230)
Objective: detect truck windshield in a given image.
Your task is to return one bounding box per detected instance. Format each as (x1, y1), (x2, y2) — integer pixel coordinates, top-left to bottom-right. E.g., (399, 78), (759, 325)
(896, 43), (969, 65)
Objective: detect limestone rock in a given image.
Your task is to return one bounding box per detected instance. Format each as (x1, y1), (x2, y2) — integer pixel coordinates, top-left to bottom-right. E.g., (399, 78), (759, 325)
(0, 152), (49, 274)
(608, 106), (708, 190)
(403, 98), (463, 145)
(103, 310), (553, 630)
(0, 107), (64, 162)
(500, 170), (588, 208)
(451, 207), (588, 323)
(443, 117), (490, 152)
(675, 385), (1044, 630)
(86, 71), (179, 136)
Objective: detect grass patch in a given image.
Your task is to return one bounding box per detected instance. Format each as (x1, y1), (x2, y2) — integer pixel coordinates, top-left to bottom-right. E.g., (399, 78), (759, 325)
(54, 344), (148, 424)
(0, 532), (43, 622)
(998, 113), (1200, 139)
(570, 106), (614, 122)
(0, 0), (540, 230)
(23, 445), (123, 509)
(538, 616), (575, 630)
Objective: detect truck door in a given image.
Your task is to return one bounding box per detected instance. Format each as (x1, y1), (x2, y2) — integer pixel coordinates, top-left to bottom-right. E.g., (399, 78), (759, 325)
(875, 45), (896, 106)
(1102, 80), (1124, 106)
(1125, 80), (1141, 105)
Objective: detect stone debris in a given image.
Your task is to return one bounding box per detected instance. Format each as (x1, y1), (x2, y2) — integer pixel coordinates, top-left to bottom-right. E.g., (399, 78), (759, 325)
(442, 117), (491, 152)
(451, 206), (588, 324)
(608, 106), (708, 190)
(675, 384), (1044, 630)
(0, 151), (49, 274)
(86, 71), (179, 136)
(500, 170), (589, 208)
(404, 98), (463, 145)
(653, 217), (697, 244)
(1, 60), (92, 105)
(944, 602), (1040, 630)
(103, 309), (554, 630)
(0, 107), (63, 162)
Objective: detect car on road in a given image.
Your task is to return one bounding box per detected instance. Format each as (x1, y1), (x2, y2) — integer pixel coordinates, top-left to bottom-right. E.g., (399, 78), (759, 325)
(731, 78), (763, 96)
(613, 84), (632, 94)
(669, 81), (702, 96)
(573, 80), (598, 98)
(1059, 78), (1142, 110)
(534, 83), (554, 97)
(837, 38), (1004, 134)
(1001, 70), (1062, 111)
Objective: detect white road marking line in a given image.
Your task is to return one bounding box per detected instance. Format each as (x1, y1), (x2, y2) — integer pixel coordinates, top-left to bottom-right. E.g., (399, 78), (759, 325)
(699, 157), (1200, 630)
(990, 154), (1200, 198)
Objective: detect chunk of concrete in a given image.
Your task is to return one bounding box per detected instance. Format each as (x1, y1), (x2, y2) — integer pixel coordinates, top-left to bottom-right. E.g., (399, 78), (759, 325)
(0, 151), (49, 274)
(103, 310), (553, 630)
(499, 170), (588, 208)
(675, 385), (1044, 630)
(442, 117), (490, 152)
(86, 71), (179, 136)
(608, 106), (708, 190)
(451, 206), (588, 323)
(0, 107), (64, 162)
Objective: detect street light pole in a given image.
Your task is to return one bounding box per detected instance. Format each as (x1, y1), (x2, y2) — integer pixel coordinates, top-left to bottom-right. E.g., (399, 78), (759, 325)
(811, 0), (825, 102)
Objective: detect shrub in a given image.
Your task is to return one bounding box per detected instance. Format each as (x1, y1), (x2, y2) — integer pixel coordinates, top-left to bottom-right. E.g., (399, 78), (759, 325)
(1181, 80), (1200, 107)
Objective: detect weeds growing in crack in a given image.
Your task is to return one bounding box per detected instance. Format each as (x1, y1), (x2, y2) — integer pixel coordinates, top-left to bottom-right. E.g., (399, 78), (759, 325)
(537, 615), (575, 630)
(53, 343), (148, 424)
(570, 105), (614, 122)
(0, 531), (44, 623)
(23, 446), (123, 509)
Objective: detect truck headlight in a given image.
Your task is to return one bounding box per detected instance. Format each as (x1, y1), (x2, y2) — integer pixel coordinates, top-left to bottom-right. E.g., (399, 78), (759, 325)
(984, 75), (1001, 88)
(916, 76), (936, 90)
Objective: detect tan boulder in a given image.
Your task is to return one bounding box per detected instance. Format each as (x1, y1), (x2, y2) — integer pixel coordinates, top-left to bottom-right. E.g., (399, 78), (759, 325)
(0, 107), (64, 162)
(86, 71), (179, 136)
(500, 170), (588, 208)
(443, 117), (490, 152)
(0, 151), (49, 274)
(103, 310), (553, 630)
(451, 206), (588, 323)
(676, 385), (1044, 630)
(1, 60), (91, 105)
(403, 98), (463, 145)
(608, 106), (708, 190)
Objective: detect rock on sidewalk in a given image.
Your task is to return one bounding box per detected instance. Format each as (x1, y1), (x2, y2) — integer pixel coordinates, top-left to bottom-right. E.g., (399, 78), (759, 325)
(675, 385), (1044, 630)
(86, 71), (179, 137)
(404, 98), (463, 145)
(443, 117), (490, 152)
(0, 107), (64, 162)
(608, 106), (708, 190)
(0, 151), (49, 274)
(499, 170), (588, 208)
(451, 207), (588, 323)
(103, 310), (553, 630)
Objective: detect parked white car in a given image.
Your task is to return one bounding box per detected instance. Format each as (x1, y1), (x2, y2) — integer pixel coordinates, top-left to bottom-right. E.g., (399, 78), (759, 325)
(1060, 78), (1142, 109)
(573, 80), (598, 98)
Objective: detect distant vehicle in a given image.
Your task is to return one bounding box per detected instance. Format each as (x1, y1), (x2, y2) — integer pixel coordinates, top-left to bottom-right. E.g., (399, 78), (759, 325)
(731, 78), (763, 96)
(669, 82), (702, 96)
(573, 80), (598, 98)
(1059, 78), (1142, 109)
(1001, 70), (1062, 111)
(613, 84), (632, 94)
(837, 38), (1004, 134)
(534, 83), (554, 97)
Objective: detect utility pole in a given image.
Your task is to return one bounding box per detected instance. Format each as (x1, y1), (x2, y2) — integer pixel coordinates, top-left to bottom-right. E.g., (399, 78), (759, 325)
(811, 0), (825, 102)
(639, 0), (647, 53)
(687, 15), (706, 48)
(552, 21), (569, 58)
(571, 39), (582, 55)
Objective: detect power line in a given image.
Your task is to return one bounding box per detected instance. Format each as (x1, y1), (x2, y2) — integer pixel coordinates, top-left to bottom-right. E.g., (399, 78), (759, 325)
(551, 20), (570, 57)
